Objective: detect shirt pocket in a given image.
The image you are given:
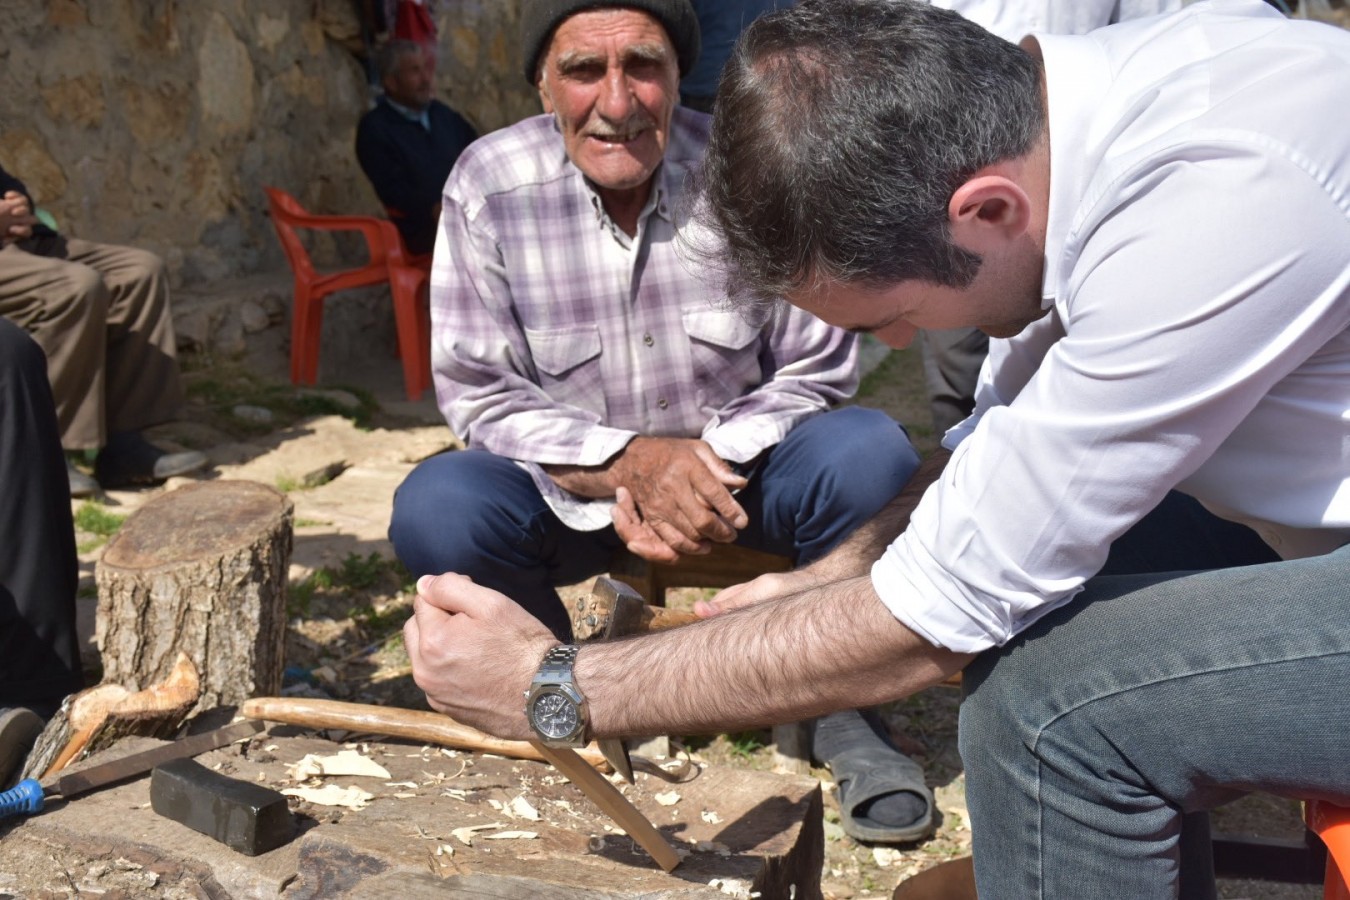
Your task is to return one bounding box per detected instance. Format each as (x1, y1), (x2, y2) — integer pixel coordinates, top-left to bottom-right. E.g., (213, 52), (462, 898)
(524, 323), (606, 417)
(682, 309), (764, 404)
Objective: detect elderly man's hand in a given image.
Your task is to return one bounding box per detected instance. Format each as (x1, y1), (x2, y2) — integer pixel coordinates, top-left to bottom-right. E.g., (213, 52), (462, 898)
(0, 192), (35, 243)
(608, 437), (748, 557)
(403, 573), (558, 739)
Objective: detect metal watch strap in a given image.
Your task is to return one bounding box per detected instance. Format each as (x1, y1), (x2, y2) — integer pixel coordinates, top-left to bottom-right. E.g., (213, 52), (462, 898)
(536, 644), (580, 684)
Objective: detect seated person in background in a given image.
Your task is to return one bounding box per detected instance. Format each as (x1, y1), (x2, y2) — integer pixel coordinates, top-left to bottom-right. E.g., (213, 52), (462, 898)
(356, 39), (477, 256)
(0, 164), (207, 498)
(389, 0), (935, 844)
(0, 318), (84, 786)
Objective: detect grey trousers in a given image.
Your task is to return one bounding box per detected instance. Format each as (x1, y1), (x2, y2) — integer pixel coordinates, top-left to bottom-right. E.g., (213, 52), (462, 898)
(960, 502), (1349, 899)
(919, 325), (988, 435)
(0, 235), (183, 451)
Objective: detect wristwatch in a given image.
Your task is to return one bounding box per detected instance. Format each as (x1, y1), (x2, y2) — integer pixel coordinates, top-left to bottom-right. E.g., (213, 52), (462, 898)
(524, 644), (590, 747)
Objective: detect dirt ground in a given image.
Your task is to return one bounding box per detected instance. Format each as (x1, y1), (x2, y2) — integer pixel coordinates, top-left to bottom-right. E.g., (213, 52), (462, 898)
(54, 311), (1320, 899)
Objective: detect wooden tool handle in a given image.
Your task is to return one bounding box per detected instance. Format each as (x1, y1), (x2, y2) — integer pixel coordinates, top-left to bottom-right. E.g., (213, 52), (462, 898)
(532, 741), (682, 872)
(240, 697), (612, 772)
(637, 605), (701, 632)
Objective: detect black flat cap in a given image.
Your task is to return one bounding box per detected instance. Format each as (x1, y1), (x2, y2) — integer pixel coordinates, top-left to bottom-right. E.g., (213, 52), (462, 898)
(521, 0), (700, 84)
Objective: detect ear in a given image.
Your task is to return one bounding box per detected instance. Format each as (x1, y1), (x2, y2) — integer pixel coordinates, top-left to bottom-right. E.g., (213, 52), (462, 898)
(537, 69), (555, 115)
(947, 175), (1032, 251)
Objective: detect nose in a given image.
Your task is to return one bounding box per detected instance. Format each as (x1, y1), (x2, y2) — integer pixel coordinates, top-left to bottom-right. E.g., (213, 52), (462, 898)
(879, 320), (919, 349)
(595, 65), (637, 123)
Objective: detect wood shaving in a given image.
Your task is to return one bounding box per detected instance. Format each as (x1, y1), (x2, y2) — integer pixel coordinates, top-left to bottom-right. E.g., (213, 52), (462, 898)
(281, 784), (374, 809)
(508, 795), (540, 821)
(484, 831), (538, 840)
(452, 823), (506, 846)
(654, 791), (681, 806)
(286, 750), (391, 781)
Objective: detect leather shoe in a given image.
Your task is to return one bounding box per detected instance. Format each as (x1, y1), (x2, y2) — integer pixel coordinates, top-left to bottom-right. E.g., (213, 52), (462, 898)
(93, 431), (208, 489)
(66, 460), (100, 498)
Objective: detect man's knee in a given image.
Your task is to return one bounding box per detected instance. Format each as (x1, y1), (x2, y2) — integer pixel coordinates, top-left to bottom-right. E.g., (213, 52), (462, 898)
(389, 451), (541, 574)
(803, 406), (921, 507)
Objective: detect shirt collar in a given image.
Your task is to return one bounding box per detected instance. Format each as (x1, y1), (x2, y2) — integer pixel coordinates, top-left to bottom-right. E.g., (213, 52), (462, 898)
(1036, 32), (1111, 306)
(385, 97), (431, 130)
(583, 164), (672, 248)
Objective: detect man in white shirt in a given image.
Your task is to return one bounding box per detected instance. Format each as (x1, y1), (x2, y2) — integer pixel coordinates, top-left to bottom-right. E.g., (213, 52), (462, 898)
(402, 1), (1350, 895)
(917, 0), (1183, 435)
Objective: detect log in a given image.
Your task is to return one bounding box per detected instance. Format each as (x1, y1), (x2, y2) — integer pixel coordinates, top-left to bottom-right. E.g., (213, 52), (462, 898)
(95, 480), (293, 715)
(20, 652), (202, 782)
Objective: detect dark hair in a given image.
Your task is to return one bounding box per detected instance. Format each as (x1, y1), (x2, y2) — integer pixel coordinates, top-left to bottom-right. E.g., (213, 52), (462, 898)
(694, 0), (1044, 309)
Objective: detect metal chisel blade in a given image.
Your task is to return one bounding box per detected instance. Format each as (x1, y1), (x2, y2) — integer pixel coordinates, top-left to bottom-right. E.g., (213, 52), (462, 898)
(50, 719), (265, 800)
(598, 737), (635, 783)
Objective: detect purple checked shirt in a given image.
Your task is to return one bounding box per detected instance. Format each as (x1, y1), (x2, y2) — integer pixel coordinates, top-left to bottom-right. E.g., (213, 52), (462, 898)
(429, 108), (859, 530)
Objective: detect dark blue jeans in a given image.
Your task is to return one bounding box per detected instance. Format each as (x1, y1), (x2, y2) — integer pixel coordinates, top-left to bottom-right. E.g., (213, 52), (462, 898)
(960, 493), (1349, 899)
(390, 406), (920, 639)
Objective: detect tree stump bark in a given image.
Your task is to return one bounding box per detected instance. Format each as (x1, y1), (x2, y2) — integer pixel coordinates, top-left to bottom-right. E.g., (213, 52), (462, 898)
(95, 480), (293, 715)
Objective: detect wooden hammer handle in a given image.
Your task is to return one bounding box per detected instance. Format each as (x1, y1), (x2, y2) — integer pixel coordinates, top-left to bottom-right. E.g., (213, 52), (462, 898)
(240, 697), (612, 772)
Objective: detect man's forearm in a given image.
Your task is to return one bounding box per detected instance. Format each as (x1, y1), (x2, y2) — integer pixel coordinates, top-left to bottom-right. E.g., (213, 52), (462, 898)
(805, 447), (951, 582)
(576, 573), (970, 738)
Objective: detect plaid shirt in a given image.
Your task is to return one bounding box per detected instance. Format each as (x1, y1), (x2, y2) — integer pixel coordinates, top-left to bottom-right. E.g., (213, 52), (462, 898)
(429, 109), (859, 530)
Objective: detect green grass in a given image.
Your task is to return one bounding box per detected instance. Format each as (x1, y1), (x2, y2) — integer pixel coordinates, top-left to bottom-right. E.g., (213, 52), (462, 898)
(73, 501), (128, 554)
(287, 552), (413, 618)
(184, 364), (379, 435)
(74, 501), (126, 536)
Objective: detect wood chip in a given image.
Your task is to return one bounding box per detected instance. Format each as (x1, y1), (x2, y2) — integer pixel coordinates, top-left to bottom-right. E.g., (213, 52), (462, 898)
(508, 795), (540, 821)
(281, 784), (374, 809)
(654, 790), (681, 806)
(484, 831), (538, 840)
(452, 823), (506, 846)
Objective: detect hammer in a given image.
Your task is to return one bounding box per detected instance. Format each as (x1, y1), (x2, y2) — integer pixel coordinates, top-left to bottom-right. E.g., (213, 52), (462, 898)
(573, 577), (701, 783)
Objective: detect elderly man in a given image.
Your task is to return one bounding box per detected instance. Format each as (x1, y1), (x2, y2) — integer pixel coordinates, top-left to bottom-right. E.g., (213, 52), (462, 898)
(389, 0), (931, 842)
(403, 1), (1350, 896)
(0, 165), (206, 497)
(356, 39), (477, 256)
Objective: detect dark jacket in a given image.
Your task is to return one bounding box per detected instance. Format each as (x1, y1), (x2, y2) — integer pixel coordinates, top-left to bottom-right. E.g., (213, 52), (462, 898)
(355, 97), (477, 256)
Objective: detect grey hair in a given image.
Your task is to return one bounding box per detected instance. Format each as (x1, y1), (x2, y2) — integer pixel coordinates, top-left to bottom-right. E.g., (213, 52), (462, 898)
(692, 0), (1044, 310)
(375, 38), (432, 82)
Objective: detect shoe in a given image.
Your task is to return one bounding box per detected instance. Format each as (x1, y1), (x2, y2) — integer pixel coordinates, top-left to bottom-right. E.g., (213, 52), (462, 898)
(66, 460), (100, 498)
(0, 707), (43, 788)
(93, 431), (208, 489)
(815, 709), (936, 844)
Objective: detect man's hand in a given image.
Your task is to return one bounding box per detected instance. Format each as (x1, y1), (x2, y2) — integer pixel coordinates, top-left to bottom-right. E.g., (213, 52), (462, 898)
(695, 567), (830, 617)
(550, 437), (749, 561)
(0, 191), (35, 244)
(608, 437), (748, 553)
(403, 572), (558, 739)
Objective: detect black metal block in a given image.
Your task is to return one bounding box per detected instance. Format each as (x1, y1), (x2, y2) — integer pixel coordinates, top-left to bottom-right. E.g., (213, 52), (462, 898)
(150, 757), (295, 856)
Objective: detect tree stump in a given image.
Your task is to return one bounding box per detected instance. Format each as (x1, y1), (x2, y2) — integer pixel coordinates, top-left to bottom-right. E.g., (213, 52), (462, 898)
(95, 480), (293, 715)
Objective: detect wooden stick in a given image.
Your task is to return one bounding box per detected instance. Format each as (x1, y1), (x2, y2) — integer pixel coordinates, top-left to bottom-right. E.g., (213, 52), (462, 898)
(239, 697), (612, 772)
(531, 741), (682, 872)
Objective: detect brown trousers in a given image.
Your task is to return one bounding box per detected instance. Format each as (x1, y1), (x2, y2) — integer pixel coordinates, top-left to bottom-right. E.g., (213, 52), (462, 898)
(0, 235), (184, 450)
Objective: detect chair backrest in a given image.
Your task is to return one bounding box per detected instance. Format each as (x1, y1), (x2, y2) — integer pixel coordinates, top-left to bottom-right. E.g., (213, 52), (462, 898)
(264, 186), (321, 282)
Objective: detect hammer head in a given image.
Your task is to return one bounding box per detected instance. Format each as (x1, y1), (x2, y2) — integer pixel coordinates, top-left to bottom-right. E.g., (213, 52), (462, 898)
(572, 576), (701, 642)
(574, 577), (701, 784)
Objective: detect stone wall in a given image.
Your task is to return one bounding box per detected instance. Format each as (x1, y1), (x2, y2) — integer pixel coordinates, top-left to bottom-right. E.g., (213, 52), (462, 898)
(0, 0), (537, 286)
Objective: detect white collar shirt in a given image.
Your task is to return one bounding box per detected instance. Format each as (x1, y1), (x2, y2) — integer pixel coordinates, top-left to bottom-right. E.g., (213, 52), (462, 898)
(928, 0), (1181, 42)
(875, 0), (1350, 653)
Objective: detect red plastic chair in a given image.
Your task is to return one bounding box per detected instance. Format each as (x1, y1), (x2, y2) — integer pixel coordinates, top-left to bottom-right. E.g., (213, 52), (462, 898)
(263, 186), (432, 400)
(1308, 800), (1350, 900)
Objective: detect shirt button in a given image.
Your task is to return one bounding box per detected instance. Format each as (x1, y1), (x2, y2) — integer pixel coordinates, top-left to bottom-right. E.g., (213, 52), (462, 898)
(657, 398), (668, 410)
(643, 333), (654, 347)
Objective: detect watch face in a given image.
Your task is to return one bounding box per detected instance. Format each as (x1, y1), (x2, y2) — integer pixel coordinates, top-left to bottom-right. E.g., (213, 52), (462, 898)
(531, 691), (579, 740)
